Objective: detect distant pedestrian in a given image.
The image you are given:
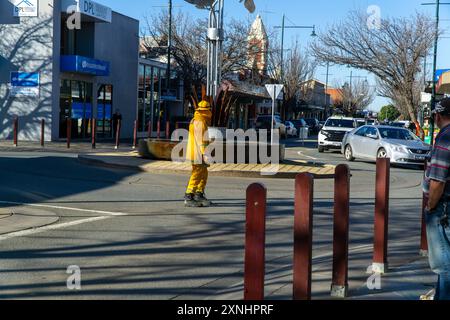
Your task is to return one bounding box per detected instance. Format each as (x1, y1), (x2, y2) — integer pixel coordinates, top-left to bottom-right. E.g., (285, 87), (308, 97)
(112, 109), (122, 138)
(423, 97), (450, 300)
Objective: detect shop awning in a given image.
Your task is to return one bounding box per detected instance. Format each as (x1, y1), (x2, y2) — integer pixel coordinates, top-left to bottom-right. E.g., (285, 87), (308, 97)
(437, 71), (450, 94)
(221, 79), (271, 100)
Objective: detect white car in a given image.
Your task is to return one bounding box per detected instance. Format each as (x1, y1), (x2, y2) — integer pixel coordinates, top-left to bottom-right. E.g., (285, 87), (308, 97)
(318, 117), (358, 153)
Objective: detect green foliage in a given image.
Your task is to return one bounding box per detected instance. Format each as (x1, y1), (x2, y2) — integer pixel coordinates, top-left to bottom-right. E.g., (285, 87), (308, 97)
(378, 105), (400, 122)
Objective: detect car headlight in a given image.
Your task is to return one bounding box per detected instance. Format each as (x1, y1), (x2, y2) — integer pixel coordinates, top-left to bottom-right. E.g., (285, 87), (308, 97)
(392, 146), (406, 153)
(320, 130), (330, 137)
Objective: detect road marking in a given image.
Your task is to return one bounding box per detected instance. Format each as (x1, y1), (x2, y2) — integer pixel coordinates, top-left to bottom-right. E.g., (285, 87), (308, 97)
(0, 201), (129, 241)
(0, 201), (128, 216)
(297, 151), (318, 161)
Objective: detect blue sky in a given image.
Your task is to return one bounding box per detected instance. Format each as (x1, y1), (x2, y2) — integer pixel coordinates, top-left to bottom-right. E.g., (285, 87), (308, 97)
(95, 0), (450, 111)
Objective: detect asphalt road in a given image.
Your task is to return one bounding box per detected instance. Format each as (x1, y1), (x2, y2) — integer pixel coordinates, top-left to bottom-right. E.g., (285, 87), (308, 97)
(0, 138), (431, 300)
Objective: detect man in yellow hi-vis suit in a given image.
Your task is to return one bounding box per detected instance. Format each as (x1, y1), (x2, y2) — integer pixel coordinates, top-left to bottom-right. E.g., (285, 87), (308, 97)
(185, 100), (213, 207)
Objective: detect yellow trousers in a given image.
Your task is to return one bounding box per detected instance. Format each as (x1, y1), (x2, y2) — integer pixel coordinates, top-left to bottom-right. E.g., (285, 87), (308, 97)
(186, 165), (209, 194)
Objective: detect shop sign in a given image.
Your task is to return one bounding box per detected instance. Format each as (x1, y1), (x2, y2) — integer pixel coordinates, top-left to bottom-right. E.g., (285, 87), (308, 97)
(10, 72), (39, 97)
(11, 0), (38, 17)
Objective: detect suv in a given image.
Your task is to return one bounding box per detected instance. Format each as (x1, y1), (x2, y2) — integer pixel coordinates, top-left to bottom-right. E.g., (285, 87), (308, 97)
(318, 117), (358, 153)
(255, 115), (287, 138)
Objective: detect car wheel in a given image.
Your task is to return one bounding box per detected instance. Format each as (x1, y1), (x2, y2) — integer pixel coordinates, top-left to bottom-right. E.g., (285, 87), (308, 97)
(377, 148), (388, 159)
(345, 145), (355, 162)
(318, 146), (325, 153)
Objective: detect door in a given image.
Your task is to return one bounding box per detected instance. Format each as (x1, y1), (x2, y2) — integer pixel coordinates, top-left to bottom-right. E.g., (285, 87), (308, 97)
(351, 126), (368, 157)
(364, 127), (381, 160)
(97, 85), (113, 138)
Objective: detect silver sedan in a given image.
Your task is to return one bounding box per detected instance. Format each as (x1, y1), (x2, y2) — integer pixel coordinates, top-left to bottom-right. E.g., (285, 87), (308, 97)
(341, 126), (431, 165)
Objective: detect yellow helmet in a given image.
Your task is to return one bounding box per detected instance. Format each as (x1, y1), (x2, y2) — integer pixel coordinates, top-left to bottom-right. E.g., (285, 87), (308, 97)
(197, 100), (211, 111)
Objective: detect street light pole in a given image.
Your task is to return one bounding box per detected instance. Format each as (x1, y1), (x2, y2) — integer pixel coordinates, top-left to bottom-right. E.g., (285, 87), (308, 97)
(274, 17), (316, 120)
(430, 0), (440, 146)
(421, 0), (450, 145)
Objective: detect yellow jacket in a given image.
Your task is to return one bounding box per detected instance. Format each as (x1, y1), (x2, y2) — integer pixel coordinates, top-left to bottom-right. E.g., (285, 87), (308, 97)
(186, 109), (212, 164)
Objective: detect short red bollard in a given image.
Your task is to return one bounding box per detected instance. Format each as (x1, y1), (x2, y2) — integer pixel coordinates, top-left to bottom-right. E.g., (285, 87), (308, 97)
(92, 119), (97, 149)
(372, 158), (390, 274)
(420, 163), (429, 256)
(331, 165), (351, 298)
(67, 119), (72, 149)
(148, 121), (152, 139)
(40, 119), (45, 147)
(115, 119), (122, 150)
(166, 121), (170, 140)
(133, 120), (138, 149)
(293, 173), (314, 301)
(244, 183), (267, 301)
(157, 120), (161, 139)
(13, 117), (18, 147)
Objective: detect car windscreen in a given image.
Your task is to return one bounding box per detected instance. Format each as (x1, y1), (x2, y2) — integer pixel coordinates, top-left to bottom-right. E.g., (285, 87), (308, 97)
(379, 128), (418, 141)
(325, 119), (355, 128)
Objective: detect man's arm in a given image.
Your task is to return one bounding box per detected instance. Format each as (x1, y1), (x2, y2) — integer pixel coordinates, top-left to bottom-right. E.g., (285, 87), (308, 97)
(428, 179), (447, 211)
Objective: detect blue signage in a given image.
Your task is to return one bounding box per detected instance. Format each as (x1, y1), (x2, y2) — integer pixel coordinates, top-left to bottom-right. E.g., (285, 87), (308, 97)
(10, 72), (39, 87)
(436, 69), (450, 82)
(61, 55), (110, 76)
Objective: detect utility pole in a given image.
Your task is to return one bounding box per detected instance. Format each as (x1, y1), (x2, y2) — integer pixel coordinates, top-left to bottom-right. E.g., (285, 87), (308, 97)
(321, 62), (333, 118)
(167, 0), (172, 96)
(422, 0), (450, 145)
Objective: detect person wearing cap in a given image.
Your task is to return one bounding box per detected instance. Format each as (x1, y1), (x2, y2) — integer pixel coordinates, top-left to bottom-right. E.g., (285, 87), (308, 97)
(423, 97), (450, 300)
(185, 100), (213, 207)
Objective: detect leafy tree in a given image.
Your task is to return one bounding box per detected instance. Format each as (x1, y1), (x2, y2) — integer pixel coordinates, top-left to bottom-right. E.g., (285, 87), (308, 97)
(378, 105), (400, 122)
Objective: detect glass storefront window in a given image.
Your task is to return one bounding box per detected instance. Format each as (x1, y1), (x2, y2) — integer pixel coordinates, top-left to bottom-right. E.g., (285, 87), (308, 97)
(97, 85), (113, 138)
(59, 80), (93, 139)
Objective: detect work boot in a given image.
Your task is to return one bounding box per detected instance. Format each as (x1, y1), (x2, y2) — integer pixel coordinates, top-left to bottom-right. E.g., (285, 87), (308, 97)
(194, 193), (212, 207)
(185, 193), (202, 208)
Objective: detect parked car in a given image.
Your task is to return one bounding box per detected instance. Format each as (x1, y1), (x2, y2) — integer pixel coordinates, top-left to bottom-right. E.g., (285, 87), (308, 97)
(342, 125), (431, 165)
(305, 118), (321, 134)
(356, 119), (366, 127)
(318, 117), (358, 153)
(289, 119), (309, 138)
(255, 115), (287, 138)
(389, 122), (407, 128)
(285, 121), (298, 137)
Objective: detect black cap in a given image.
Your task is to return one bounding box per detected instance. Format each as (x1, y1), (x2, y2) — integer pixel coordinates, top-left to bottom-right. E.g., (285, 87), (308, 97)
(434, 98), (450, 115)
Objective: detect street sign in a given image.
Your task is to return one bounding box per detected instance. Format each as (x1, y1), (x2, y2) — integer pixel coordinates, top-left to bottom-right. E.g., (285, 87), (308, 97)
(265, 84), (284, 101)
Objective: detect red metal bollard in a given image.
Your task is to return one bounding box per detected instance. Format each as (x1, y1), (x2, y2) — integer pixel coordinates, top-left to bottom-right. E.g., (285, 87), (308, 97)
(166, 121), (170, 140)
(293, 173), (314, 300)
(420, 163), (429, 256)
(67, 119), (71, 149)
(148, 121), (152, 139)
(115, 119), (121, 150)
(372, 158), (391, 274)
(331, 164), (351, 298)
(41, 119), (45, 147)
(133, 120), (138, 149)
(13, 117), (18, 147)
(244, 183), (267, 301)
(92, 119), (97, 149)
(157, 120), (161, 139)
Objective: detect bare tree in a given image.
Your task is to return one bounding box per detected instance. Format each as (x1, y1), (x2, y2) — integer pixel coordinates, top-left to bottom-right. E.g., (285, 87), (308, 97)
(268, 40), (316, 119)
(336, 79), (376, 116)
(142, 11), (259, 101)
(312, 11), (435, 123)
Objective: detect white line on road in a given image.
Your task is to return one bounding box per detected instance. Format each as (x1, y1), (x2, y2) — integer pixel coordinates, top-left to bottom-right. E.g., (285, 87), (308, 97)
(0, 200), (129, 216)
(297, 151), (319, 161)
(0, 200), (129, 241)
